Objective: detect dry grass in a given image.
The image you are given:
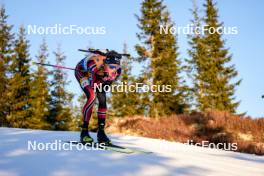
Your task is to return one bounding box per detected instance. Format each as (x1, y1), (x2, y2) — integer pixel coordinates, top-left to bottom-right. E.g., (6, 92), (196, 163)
(107, 110), (264, 155)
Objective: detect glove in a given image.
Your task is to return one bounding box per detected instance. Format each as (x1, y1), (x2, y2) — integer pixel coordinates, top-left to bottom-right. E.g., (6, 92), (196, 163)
(103, 80), (112, 86)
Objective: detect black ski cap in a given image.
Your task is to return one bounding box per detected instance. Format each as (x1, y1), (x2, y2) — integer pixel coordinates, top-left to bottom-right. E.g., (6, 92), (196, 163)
(105, 50), (121, 65)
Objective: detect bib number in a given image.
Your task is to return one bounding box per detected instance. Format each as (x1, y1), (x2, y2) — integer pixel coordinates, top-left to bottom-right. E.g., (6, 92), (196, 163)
(80, 78), (89, 88)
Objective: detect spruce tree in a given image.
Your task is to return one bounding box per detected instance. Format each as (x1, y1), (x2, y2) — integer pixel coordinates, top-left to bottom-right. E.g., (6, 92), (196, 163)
(152, 10), (186, 116)
(186, 0), (204, 110)
(7, 26), (31, 127)
(48, 45), (74, 130)
(135, 0), (185, 117)
(29, 39), (50, 129)
(0, 5), (14, 126)
(187, 0), (241, 113)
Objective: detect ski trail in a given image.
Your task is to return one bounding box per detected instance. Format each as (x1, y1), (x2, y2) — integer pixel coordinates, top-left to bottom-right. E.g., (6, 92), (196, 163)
(0, 127), (263, 176)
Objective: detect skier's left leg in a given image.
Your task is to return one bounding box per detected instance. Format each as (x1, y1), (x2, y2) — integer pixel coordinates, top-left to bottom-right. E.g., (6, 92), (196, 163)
(75, 64), (95, 143)
(96, 90), (111, 144)
(80, 85), (95, 143)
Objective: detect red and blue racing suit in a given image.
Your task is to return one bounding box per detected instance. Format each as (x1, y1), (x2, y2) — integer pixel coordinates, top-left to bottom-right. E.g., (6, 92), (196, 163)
(75, 57), (121, 125)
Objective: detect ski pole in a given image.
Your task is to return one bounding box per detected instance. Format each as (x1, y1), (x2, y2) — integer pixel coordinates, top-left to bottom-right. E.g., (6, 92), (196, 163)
(32, 62), (77, 71)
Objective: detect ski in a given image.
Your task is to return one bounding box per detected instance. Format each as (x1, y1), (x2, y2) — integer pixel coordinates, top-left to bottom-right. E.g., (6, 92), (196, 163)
(64, 141), (135, 154)
(123, 146), (153, 154)
(64, 141), (152, 154)
(103, 143), (135, 154)
(103, 143), (152, 154)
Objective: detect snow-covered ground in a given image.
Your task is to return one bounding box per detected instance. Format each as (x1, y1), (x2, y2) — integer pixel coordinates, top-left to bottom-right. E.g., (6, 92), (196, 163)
(0, 127), (263, 176)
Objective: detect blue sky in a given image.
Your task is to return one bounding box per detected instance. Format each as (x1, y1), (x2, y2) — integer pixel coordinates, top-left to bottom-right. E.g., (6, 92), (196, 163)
(1, 0), (264, 117)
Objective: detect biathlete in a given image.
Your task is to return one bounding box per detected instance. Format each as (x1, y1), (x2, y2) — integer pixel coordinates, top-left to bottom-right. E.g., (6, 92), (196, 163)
(75, 49), (122, 144)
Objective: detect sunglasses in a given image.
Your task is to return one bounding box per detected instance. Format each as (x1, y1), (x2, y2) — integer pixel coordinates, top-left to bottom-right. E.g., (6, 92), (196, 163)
(108, 65), (120, 70)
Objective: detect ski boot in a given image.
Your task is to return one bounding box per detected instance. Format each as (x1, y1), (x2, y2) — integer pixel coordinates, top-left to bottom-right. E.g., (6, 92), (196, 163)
(80, 123), (94, 144)
(97, 118), (111, 145)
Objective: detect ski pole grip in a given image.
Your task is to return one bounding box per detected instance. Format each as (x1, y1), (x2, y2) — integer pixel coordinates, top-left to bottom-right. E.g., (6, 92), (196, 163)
(78, 49), (89, 52)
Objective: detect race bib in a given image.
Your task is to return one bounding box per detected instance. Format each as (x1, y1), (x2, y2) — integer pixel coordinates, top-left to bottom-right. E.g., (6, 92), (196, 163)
(80, 78), (89, 88)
